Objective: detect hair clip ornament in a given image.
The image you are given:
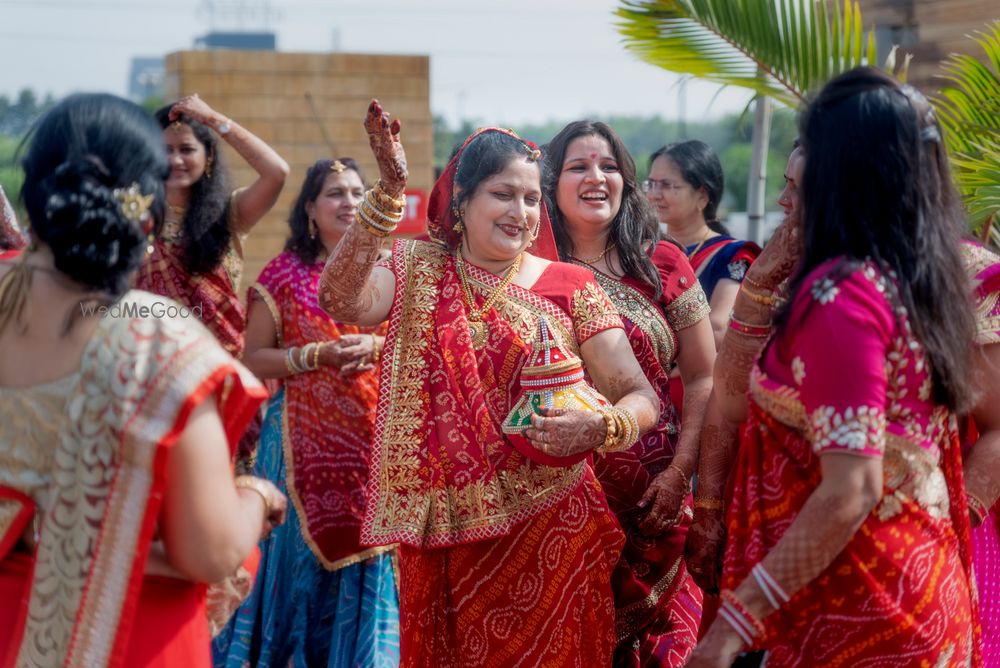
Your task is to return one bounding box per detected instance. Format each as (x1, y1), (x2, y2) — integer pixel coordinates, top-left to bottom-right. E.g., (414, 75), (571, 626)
(114, 183), (155, 225)
(331, 159), (347, 173)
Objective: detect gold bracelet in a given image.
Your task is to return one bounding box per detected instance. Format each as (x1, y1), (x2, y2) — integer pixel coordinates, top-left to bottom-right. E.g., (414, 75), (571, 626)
(371, 334), (382, 364)
(596, 409), (619, 454)
(668, 462), (691, 491)
(371, 180), (407, 209)
(694, 497), (724, 511)
(234, 475), (271, 519)
(743, 275), (774, 293)
(311, 342), (322, 370)
(356, 205), (395, 238)
(740, 285), (778, 306)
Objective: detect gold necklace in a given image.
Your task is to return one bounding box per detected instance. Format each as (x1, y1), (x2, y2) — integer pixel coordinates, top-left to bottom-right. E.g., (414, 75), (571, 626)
(686, 229), (713, 259)
(456, 252), (523, 349)
(574, 242), (616, 265)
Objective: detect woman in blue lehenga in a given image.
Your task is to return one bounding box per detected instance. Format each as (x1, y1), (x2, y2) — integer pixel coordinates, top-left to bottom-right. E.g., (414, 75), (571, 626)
(213, 158), (399, 667)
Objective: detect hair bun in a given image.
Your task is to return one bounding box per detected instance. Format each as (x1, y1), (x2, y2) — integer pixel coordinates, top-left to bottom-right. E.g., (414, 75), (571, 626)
(40, 157), (146, 294)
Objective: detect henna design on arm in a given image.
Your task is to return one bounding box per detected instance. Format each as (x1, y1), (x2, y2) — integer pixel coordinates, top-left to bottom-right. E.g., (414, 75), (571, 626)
(318, 227), (384, 323)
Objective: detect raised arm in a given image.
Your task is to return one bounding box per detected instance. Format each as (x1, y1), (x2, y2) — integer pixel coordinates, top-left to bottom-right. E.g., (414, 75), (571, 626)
(714, 218), (799, 423)
(318, 100), (406, 327)
(169, 94), (290, 234)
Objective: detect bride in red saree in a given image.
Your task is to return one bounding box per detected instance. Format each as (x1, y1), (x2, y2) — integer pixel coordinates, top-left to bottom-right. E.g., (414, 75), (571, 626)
(318, 103), (662, 667)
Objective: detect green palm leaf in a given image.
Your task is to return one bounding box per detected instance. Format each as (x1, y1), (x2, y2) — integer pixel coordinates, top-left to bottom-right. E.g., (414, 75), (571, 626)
(615, 0), (879, 109)
(936, 21), (1000, 231)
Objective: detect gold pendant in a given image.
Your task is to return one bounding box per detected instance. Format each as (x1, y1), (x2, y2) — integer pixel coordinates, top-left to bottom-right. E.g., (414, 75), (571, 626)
(468, 319), (488, 349)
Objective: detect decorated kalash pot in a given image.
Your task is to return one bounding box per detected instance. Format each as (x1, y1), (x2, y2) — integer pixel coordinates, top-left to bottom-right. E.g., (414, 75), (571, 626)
(503, 317), (612, 466)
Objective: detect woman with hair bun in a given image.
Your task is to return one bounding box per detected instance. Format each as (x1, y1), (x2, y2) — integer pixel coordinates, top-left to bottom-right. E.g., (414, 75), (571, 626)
(137, 94), (289, 357)
(0, 92), (286, 668)
(646, 141), (760, 349)
(213, 157), (398, 667)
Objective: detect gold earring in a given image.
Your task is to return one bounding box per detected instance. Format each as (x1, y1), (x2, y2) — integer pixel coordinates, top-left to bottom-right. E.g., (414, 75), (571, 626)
(453, 207), (465, 234)
(146, 233), (156, 255)
(205, 160), (213, 179)
(309, 217), (318, 240)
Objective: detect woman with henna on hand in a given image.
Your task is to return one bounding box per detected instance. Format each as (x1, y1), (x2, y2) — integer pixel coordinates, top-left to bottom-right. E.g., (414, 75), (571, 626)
(319, 102), (660, 667)
(213, 158), (397, 667)
(0, 93), (286, 667)
(544, 121), (715, 666)
(688, 68), (980, 666)
(137, 94), (290, 357)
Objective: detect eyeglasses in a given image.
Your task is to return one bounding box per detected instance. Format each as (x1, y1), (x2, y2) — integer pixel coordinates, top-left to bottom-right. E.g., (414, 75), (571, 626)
(641, 179), (689, 193)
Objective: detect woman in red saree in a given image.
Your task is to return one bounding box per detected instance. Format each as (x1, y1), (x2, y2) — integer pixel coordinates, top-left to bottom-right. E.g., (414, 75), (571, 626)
(136, 94), (289, 357)
(319, 102), (662, 667)
(0, 94), (285, 667)
(689, 68), (980, 666)
(544, 121), (716, 666)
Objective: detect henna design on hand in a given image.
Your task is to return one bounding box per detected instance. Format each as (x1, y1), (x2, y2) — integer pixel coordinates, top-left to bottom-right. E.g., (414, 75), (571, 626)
(523, 408), (605, 457)
(363, 99), (408, 198)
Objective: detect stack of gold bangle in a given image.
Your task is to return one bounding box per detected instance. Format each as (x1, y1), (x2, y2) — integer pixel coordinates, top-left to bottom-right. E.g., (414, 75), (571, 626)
(596, 406), (640, 455)
(357, 180), (406, 237)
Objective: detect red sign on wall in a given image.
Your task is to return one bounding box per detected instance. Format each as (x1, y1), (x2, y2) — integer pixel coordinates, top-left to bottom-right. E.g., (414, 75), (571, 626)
(395, 189), (428, 236)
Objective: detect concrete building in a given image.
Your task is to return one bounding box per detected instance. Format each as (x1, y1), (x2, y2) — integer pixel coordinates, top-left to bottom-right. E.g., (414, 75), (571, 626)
(858, 0), (997, 93)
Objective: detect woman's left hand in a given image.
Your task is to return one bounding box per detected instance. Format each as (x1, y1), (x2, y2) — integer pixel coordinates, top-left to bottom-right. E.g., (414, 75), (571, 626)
(524, 407), (605, 459)
(686, 621), (745, 668)
(637, 465), (690, 537)
(169, 93), (219, 127)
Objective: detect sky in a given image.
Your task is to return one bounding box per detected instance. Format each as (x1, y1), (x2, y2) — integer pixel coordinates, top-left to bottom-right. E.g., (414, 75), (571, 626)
(0, 0), (752, 126)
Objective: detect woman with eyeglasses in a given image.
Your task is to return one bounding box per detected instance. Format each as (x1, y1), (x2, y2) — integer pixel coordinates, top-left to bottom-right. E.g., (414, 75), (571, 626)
(545, 120), (716, 666)
(645, 141), (760, 349)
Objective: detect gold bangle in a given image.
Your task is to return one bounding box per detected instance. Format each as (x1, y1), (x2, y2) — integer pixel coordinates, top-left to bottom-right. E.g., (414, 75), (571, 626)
(234, 475), (271, 519)
(668, 462), (691, 491)
(372, 180), (407, 209)
(743, 275), (773, 292)
(311, 342), (321, 370)
(596, 409), (619, 454)
(740, 285), (778, 306)
(371, 334), (382, 364)
(356, 206), (395, 238)
(694, 497), (724, 511)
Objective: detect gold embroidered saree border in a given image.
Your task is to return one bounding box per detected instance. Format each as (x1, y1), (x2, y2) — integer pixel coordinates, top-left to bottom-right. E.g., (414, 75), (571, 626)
(250, 282), (284, 348)
(586, 267), (678, 370)
(363, 241), (585, 548)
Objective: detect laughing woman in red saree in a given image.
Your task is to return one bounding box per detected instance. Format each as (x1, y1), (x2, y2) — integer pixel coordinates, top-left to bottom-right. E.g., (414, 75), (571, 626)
(689, 68), (980, 666)
(319, 103), (661, 668)
(0, 94), (285, 668)
(544, 121), (716, 667)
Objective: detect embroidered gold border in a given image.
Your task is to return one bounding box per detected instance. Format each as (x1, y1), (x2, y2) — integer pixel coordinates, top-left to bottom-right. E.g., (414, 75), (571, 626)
(615, 555), (684, 645)
(280, 396), (395, 571)
(250, 282), (283, 348)
(586, 267), (678, 370)
(666, 283), (711, 331)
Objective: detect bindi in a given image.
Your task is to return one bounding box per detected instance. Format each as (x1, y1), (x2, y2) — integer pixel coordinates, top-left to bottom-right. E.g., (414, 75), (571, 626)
(589, 152), (598, 160)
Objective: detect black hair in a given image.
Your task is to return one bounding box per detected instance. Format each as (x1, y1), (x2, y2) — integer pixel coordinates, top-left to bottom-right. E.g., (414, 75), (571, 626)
(544, 120), (663, 298)
(450, 131), (541, 249)
(650, 140), (729, 235)
(155, 103), (232, 275)
(20, 93), (168, 296)
(285, 158), (366, 264)
(777, 66), (974, 412)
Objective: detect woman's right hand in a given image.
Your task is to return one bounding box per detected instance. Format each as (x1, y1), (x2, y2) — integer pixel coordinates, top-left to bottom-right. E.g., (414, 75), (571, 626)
(246, 477), (287, 539)
(745, 216), (801, 292)
(684, 503), (726, 594)
(363, 99), (408, 198)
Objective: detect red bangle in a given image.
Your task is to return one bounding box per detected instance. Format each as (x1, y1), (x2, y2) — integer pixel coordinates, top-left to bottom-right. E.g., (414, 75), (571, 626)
(720, 589), (766, 638)
(729, 316), (772, 338)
